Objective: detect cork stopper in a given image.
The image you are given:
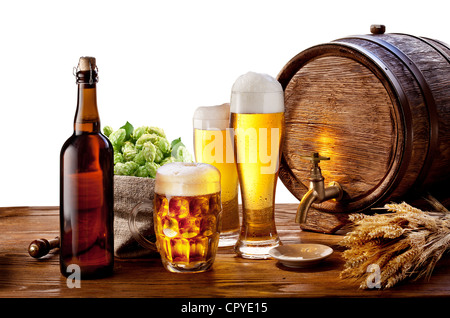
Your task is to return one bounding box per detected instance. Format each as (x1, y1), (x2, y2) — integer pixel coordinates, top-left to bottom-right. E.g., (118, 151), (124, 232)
(78, 56), (96, 71)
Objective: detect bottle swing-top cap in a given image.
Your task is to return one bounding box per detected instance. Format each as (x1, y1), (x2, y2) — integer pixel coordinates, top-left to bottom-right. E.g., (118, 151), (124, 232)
(74, 56), (98, 84)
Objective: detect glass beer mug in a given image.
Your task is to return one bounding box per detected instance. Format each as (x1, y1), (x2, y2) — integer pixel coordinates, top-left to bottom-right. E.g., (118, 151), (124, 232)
(230, 71), (285, 259)
(129, 162), (222, 273)
(193, 103), (240, 247)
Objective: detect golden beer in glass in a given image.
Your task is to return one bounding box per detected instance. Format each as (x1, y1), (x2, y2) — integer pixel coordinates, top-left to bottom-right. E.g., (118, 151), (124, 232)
(193, 103), (240, 247)
(153, 162), (222, 272)
(230, 72), (285, 259)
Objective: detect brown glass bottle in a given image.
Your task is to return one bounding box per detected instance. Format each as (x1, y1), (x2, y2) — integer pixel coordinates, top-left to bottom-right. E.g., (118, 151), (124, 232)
(60, 57), (114, 279)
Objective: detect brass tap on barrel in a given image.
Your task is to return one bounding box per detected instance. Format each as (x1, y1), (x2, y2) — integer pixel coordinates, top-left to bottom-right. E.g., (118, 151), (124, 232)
(295, 152), (343, 224)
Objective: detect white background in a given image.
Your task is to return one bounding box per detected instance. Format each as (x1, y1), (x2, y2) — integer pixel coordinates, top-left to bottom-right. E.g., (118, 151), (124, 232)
(0, 0), (448, 207)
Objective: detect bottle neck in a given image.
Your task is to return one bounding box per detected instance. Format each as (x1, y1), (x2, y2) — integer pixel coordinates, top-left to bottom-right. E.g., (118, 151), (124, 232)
(74, 82), (100, 134)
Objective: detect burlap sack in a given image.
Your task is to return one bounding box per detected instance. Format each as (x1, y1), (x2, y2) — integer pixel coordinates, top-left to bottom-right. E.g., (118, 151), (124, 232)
(113, 175), (158, 258)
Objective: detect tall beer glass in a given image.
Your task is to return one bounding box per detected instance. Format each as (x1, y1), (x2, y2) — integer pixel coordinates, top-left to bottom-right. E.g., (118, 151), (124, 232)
(230, 72), (285, 259)
(193, 103), (240, 247)
(153, 162), (222, 272)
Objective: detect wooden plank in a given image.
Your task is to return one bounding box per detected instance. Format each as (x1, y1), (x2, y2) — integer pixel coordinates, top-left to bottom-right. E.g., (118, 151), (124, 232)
(0, 205), (449, 298)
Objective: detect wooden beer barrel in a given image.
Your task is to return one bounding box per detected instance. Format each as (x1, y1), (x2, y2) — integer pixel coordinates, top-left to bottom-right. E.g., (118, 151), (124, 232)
(277, 25), (450, 233)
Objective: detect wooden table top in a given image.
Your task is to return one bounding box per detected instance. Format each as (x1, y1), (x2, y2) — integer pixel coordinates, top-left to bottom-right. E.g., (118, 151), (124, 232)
(1, 204), (450, 302)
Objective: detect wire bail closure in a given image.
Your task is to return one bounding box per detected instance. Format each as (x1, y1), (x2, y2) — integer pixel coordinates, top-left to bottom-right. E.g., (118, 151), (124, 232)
(73, 58), (99, 84)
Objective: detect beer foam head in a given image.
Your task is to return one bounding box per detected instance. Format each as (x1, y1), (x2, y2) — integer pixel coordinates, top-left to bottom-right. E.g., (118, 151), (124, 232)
(232, 72), (282, 93)
(155, 162), (221, 196)
(193, 103), (230, 130)
(230, 72), (284, 114)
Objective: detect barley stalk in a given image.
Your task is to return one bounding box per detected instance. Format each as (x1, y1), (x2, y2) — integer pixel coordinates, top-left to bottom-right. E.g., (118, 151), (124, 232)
(339, 202), (450, 289)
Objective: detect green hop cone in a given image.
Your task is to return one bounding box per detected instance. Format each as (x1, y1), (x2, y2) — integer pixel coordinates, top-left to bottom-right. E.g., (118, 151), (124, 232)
(133, 150), (146, 166)
(147, 126), (166, 138)
(135, 165), (150, 178)
(114, 161), (139, 176)
(132, 126), (149, 142)
(154, 147), (164, 163)
(103, 126), (114, 137)
(109, 128), (126, 151)
(156, 137), (171, 155)
(114, 153), (124, 164)
(160, 156), (176, 165)
(145, 162), (159, 178)
(135, 134), (157, 150)
(122, 141), (137, 161)
(142, 142), (156, 162)
(135, 161), (159, 178)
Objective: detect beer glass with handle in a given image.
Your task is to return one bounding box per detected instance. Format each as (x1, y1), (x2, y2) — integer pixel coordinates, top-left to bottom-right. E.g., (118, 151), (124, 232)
(230, 72), (285, 259)
(193, 103), (240, 247)
(128, 162), (222, 273)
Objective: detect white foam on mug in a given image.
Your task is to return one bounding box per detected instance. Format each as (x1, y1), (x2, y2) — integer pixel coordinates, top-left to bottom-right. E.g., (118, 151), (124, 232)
(193, 103), (230, 130)
(155, 162), (221, 196)
(230, 71), (284, 114)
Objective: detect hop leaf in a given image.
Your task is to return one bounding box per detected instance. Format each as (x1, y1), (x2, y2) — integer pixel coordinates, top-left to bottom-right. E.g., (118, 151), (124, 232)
(171, 138), (193, 162)
(120, 121), (134, 142)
